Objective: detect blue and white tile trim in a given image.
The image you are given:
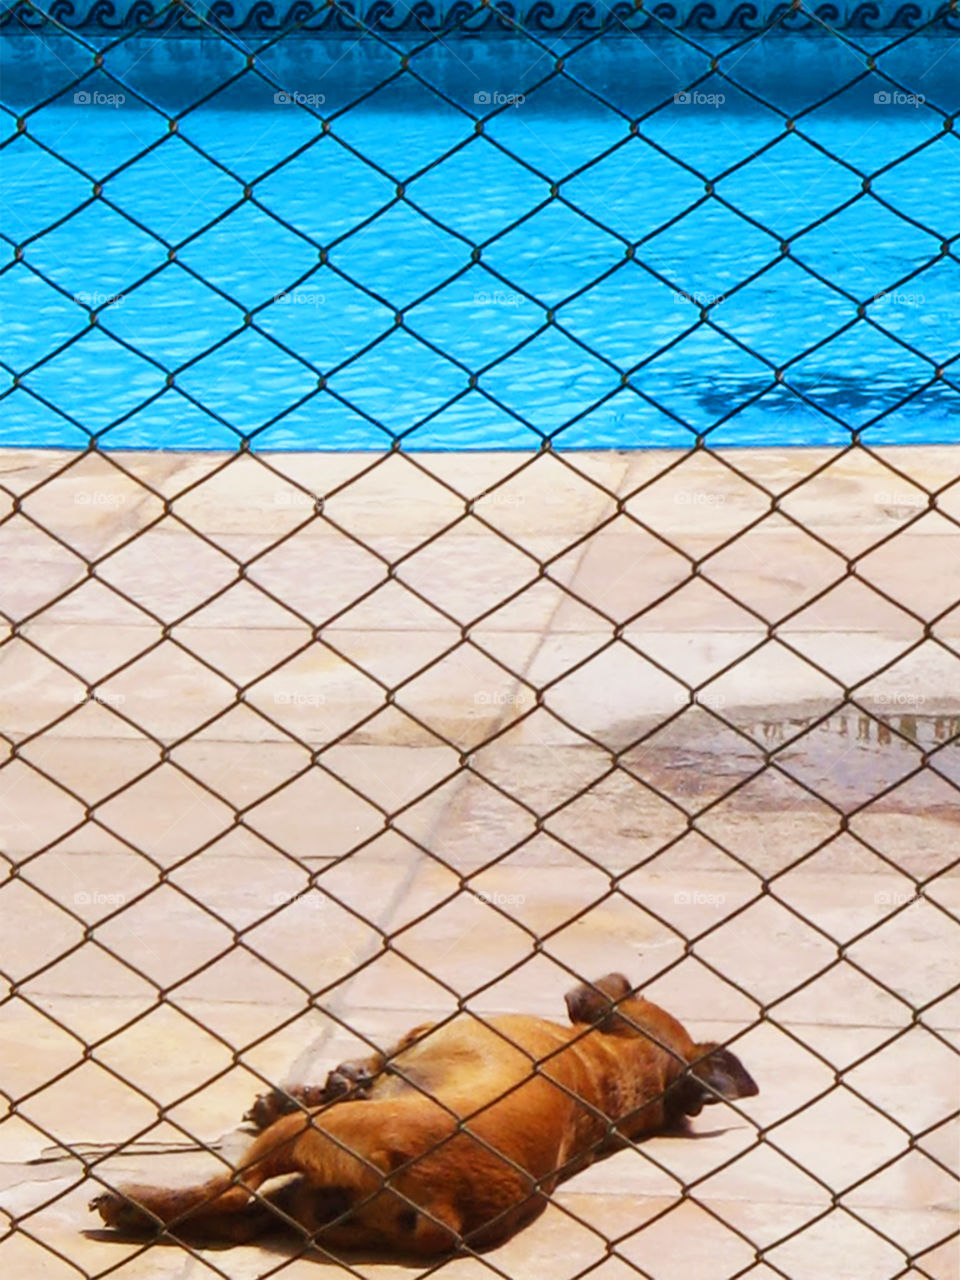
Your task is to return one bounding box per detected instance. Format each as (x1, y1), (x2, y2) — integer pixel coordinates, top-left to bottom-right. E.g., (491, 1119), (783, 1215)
(2, 0), (959, 36)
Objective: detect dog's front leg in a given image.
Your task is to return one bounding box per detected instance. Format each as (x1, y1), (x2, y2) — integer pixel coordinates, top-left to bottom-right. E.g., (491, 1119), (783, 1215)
(245, 1060), (379, 1130)
(245, 1022), (437, 1131)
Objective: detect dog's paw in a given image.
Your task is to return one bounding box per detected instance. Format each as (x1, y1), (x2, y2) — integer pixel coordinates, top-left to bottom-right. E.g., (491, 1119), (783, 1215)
(244, 1088), (295, 1130)
(245, 1066), (375, 1130)
(324, 1059), (375, 1101)
(90, 1189), (157, 1234)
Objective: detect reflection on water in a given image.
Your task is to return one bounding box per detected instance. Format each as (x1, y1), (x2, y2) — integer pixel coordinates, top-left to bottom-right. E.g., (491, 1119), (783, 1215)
(626, 705), (960, 813)
(745, 710), (960, 750)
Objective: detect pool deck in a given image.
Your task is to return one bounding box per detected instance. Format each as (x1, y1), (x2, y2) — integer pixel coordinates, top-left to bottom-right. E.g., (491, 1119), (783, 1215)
(0, 442), (958, 1280)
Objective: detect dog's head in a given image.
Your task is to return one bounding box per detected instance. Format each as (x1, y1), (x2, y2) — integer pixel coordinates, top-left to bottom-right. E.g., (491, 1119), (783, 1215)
(565, 973), (758, 1116)
(672, 1042), (759, 1116)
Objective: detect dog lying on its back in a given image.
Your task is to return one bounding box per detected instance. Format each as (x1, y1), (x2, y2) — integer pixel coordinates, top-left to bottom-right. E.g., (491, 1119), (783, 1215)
(91, 973), (758, 1255)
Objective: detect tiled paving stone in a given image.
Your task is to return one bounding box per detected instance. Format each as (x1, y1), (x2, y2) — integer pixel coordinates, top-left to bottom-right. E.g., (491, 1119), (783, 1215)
(1, 445), (958, 1278)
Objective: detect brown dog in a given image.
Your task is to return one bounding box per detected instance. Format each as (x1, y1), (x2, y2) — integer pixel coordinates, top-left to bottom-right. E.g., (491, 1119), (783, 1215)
(91, 973), (758, 1255)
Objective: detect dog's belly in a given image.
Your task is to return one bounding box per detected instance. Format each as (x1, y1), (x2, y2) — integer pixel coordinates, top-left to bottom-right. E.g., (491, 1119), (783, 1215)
(281, 1012), (622, 1248)
(353, 1014), (607, 1188)
(370, 1014), (579, 1109)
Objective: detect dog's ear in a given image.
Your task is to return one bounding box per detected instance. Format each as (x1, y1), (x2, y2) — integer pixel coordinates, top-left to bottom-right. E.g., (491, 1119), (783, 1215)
(685, 1044), (759, 1113)
(565, 973), (632, 1026)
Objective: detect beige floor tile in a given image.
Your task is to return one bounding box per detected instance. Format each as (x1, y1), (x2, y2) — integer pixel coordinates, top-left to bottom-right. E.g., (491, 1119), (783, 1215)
(2, 445), (959, 1280)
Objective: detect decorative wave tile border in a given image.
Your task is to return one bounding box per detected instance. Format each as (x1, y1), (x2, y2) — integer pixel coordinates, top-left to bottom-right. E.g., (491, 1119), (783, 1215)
(2, 0), (959, 37)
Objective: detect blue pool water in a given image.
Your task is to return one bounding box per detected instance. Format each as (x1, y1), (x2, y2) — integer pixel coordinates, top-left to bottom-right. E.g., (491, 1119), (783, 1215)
(1, 31), (959, 450)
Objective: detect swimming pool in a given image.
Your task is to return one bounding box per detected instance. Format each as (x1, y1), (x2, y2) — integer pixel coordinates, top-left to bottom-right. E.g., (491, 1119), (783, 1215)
(2, 5), (958, 450)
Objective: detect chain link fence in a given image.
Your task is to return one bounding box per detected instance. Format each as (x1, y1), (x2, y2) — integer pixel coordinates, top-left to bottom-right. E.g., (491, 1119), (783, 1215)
(1, 1), (959, 1277)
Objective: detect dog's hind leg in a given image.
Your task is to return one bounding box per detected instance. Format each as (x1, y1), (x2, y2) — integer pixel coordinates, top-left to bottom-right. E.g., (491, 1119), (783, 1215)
(90, 1111), (308, 1238)
(92, 1095), (462, 1254)
(265, 1096), (466, 1255)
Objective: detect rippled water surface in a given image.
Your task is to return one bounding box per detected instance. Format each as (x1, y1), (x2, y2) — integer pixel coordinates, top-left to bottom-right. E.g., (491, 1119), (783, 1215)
(2, 35), (959, 449)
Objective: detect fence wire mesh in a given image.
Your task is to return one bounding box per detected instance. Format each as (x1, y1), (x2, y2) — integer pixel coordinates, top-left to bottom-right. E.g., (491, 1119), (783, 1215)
(1, 1), (959, 1278)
